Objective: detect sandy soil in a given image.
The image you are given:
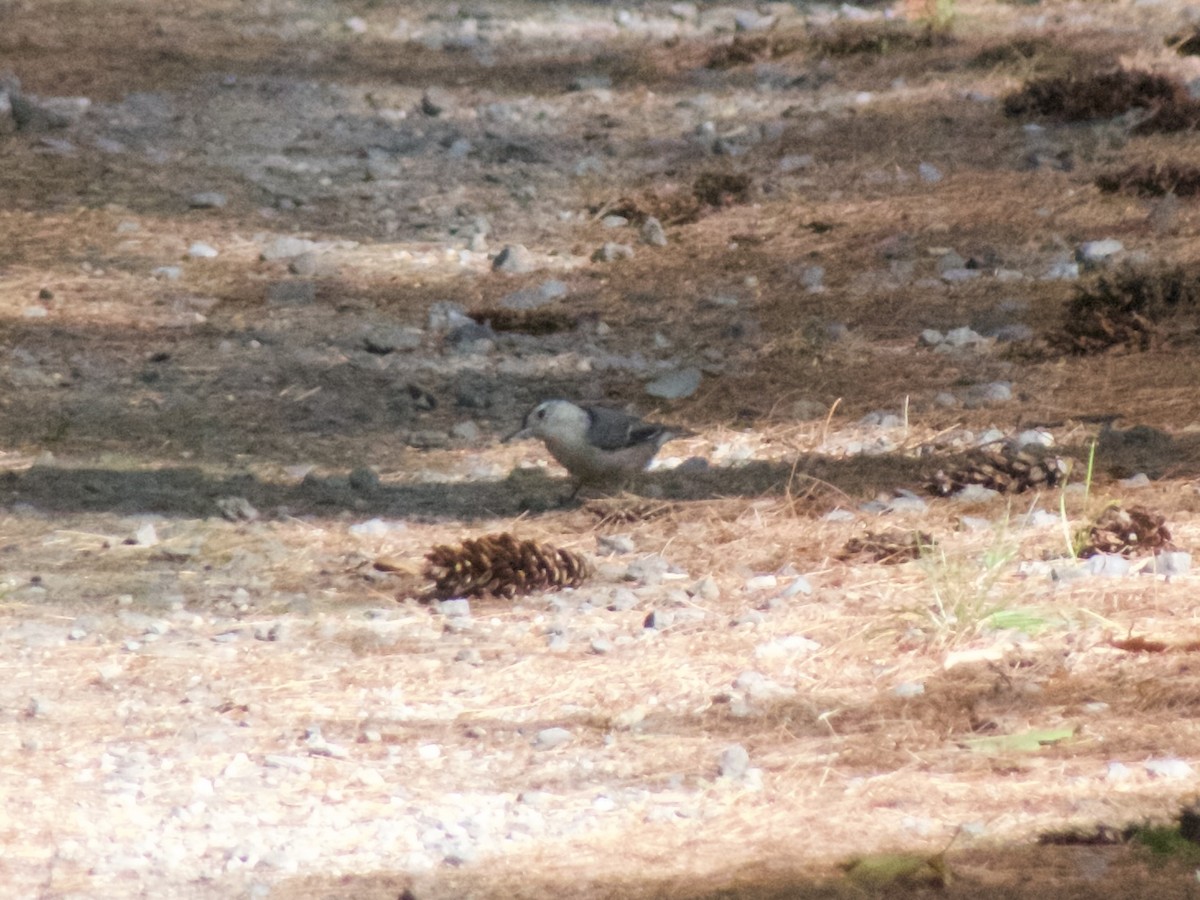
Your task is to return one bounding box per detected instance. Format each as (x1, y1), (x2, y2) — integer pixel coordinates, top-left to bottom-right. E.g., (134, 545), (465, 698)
(3, 1), (1200, 897)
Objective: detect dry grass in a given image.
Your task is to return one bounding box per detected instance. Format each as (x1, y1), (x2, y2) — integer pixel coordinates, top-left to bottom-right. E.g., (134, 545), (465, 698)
(4, 0), (1200, 895)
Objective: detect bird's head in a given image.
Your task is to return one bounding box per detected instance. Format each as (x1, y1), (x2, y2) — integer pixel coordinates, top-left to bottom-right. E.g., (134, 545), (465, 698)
(503, 399), (590, 445)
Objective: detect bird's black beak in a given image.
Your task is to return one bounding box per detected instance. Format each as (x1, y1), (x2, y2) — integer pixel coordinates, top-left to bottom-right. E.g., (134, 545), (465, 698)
(502, 424), (531, 444)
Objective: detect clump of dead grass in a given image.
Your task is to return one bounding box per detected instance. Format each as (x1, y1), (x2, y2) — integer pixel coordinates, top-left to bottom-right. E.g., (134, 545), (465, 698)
(967, 36), (1051, 68)
(810, 22), (951, 57)
(469, 307), (579, 336)
(1052, 265), (1200, 354)
(1078, 504), (1174, 558)
(705, 29), (808, 69)
(1003, 69), (1200, 134)
(1095, 161), (1200, 198)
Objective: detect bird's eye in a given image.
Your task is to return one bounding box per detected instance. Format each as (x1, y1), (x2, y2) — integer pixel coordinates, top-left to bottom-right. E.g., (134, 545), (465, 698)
(535, 408), (546, 420)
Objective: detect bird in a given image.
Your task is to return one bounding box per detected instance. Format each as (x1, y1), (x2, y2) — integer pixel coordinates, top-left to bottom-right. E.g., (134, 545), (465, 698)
(504, 399), (692, 496)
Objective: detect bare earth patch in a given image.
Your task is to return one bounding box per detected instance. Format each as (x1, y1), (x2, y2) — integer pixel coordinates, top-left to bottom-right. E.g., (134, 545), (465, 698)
(3, 0), (1200, 897)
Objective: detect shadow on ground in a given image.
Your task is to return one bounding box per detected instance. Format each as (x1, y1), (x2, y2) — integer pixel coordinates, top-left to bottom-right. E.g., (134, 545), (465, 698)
(1, 451), (945, 519)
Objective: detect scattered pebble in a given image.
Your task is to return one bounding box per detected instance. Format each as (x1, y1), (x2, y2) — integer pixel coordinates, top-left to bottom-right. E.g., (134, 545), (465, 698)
(592, 242), (634, 263)
(498, 279), (568, 311)
(265, 281), (316, 306)
(261, 236), (317, 261)
(597, 534), (636, 555)
(780, 576), (812, 598)
(640, 217), (667, 246)
(645, 367), (701, 400)
(1077, 239), (1123, 267)
(1144, 758), (1193, 779)
(187, 242), (218, 258)
(718, 744), (750, 779)
(893, 681), (925, 698)
(188, 191), (227, 209)
(492, 244), (536, 274)
(1149, 551), (1191, 576)
(1082, 554), (1131, 577)
(438, 598), (471, 618)
(363, 326), (423, 354)
(216, 496), (259, 522)
(533, 727), (573, 750)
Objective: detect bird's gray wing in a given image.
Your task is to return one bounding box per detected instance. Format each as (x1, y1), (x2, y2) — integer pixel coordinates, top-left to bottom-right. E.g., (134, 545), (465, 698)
(583, 406), (662, 451)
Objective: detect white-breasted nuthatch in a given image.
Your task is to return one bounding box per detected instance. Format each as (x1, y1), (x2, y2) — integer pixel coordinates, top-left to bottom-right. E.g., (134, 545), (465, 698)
(505, 399), (691, 494)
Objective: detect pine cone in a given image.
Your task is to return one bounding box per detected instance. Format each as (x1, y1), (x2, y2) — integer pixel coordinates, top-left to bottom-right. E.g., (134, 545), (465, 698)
(839, 530), (933, 564)
(930, 445), (1069, 496)
(1080, 505), (1173, 557)
(423, 533), (592, 599)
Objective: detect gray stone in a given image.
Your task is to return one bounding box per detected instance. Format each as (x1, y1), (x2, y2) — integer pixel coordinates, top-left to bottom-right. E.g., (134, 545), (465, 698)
(348, 467), (380, 493)
(951, 484), (1001, 503)
(420, 87), (453, 117)
(266, 281), (316, 306)
(533, 727), (573, 750)
(993, 323), (1033, 342)
(626, 556), (670, 585)
(964, 381), (1012, 407)
(261, 236), (317, 261)
(444, 322), (496, 353)
(1082, 554), (1131, 577)
(11, 93), (88, 131)
(363, 326), (423, 354)
(438, 598), (472, 617)
(1119, 473), (1152, 489)
(943, 326), (985, 347)
(887, 495), (927, 513)
(188, 192), (227, 209)
(428, 301), (474, 332)
(498, 279), (568, 310)
(941, 268), (981, 282)
(450, 421), (480, 442)
(781, 576), (812, 597)
(859, 411), (902, 428)
(406, 430), (451, 449)
(918, 162), (943, 183)
(645, 367), (701, 399)
(936, 251), (967, 272)
(608, 588), (639, 611)
(187, 242), (218, 259)
(569, 74), (613, 92)
(919, 329), (944, 346)
(216, 496), (259, 522)
(718, 744), (750, 778)
(597, 534), (636, 555)
(1077, 239), (1123, 266)
(1150, 551), (1191, 576)
(1145, 758), (1193, 779)
(779, 153), (813, 173)
(592, 242), (634, 263)
(1041, 260), (1080, 281)
(801, 266), (825, 292)
(734, 10), (775, 31)
(288, 252), (320, 276)
(641, 217), (668, 246)
(492, 244), (536, 274)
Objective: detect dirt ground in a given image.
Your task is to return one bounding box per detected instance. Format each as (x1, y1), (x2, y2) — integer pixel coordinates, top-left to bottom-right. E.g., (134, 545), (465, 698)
(5, 0), (1200, 897)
